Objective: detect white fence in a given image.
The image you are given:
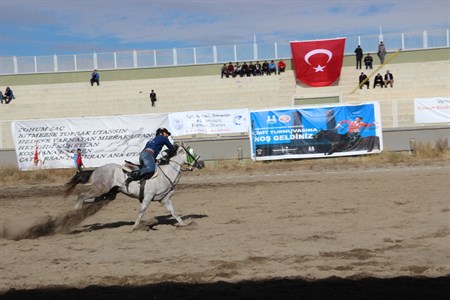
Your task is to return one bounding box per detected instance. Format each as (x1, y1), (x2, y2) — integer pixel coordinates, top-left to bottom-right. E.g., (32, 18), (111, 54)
(0, 29), (449, 75)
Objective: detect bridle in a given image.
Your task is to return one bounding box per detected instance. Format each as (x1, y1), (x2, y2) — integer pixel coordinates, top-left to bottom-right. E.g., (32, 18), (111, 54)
(157, 145), (202, 189)
(181, 145), (202, 169)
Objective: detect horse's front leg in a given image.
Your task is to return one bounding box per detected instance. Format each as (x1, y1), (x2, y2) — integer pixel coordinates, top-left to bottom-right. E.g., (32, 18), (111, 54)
(161, 191), (186, 226)
(133, 195), (154, 230)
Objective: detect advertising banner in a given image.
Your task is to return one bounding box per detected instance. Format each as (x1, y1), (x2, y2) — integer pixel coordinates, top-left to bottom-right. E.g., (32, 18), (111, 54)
(168, 109), (248, 136)
(12, 114), (169, 171)
(414, 97), (450, 124)
(249, 102), (383, 160)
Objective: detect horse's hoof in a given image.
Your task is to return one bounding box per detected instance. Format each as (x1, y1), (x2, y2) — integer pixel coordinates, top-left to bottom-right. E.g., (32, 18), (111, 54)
(176, 221), (197, 229)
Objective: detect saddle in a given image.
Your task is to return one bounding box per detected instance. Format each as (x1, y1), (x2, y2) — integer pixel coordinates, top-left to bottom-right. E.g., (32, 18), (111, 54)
(122, 160), (158, 202)
(122, 160), (158, 179)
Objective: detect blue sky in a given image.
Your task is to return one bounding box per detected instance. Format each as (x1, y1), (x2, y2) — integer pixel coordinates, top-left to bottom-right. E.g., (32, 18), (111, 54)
(0, 0), (449, 57)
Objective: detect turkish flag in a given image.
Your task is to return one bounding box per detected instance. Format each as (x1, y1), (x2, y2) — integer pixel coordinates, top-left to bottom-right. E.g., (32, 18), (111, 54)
(290, 38), (346, 87)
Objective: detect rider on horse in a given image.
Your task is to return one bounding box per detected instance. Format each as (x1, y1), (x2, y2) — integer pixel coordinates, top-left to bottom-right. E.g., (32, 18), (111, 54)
(125, 127), (175, 187)
(335, 116), (374, 143)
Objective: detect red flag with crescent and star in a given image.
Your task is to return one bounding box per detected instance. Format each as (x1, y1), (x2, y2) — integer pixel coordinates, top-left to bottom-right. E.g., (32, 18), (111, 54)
(290, 37), (346, 87)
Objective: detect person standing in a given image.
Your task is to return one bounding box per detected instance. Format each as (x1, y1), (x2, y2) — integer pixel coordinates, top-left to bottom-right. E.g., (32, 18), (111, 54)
(125, 128), (175, 187)
(377, 41), (387, 64)
(150, 90), (157, 107)
(90, 69), (100, 86)
(74, 148), (84, 173)
(354, 45), (363, 69)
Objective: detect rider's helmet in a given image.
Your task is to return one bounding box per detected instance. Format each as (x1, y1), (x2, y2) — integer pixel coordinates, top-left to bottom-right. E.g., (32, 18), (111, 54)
(156, 127), (171, 136)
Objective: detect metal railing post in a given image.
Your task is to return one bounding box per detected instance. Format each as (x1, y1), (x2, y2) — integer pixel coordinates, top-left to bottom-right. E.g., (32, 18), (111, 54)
(213, 45), (217, 63)
(234, 45), (237, 62)
(274, 42), (278, 59)
(34, 56), (38, 73)
(53, 54), (58, 72)
(447, 29), (449, 47)
(153, 50), (157, 67)
(133, 50), (137, 68)
(423, 30), (428, 48)
(13, 56), (18, 74)
(74, 54), (78, 71)
(93, 52), (98, 70)
(401, 33), (405, 50)
(113, 52), (117, 69)
(173, 48), (177, 66)
(194, 47), (197, 64)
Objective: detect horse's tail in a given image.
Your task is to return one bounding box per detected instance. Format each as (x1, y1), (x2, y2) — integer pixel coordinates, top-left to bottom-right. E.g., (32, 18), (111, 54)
(64, 169), (95, 196)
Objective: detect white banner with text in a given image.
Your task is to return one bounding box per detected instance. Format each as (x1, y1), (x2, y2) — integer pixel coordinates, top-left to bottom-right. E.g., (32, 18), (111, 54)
(168, 109), (249, 136)
(12, 114), (169, 171)
(414, 97), (450, 124)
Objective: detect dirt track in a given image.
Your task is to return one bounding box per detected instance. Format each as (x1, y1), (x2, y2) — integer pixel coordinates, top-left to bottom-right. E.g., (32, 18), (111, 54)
(0, 162), (449, 298)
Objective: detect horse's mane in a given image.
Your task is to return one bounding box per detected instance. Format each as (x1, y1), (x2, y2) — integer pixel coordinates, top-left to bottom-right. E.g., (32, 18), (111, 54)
(158, 144), (180, 165)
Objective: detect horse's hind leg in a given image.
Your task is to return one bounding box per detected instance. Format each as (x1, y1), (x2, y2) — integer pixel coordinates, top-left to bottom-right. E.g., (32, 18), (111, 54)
(74, 192), (96, 210)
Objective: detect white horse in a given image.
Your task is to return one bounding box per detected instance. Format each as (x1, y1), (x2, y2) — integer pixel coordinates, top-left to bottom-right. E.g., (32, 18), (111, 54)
(65, 144), (205, 229)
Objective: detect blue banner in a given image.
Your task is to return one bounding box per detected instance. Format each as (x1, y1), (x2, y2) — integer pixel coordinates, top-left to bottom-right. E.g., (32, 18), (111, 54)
(249, 102), (383, 160)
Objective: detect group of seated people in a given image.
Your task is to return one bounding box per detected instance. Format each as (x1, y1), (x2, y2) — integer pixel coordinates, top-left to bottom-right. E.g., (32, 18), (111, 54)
(358, 70), (394, 89)
(221, 60), (286, 78)
(0, 87), (15, 104)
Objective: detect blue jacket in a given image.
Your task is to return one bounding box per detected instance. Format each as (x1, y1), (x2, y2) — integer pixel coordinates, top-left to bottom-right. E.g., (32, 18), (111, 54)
(142, 135), (175, 158)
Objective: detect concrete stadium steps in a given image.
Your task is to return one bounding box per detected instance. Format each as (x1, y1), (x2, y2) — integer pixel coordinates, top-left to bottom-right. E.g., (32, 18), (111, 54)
(5, 73), (295, 119)
(2, 59), (449, 125)
(295, 61), (450, 104)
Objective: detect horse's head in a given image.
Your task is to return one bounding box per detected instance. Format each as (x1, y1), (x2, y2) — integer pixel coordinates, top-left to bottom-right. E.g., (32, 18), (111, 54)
(181, 144), (205, 169)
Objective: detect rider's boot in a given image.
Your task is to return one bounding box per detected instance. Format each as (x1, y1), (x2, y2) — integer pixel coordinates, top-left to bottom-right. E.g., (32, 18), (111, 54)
(125, 170), (140, 191)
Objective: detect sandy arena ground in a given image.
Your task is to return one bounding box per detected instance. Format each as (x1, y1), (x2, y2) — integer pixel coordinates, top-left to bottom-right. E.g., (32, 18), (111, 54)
(0, 161), (449, 298)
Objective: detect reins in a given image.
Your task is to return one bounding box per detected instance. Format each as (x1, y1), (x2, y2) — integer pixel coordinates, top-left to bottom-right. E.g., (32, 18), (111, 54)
(151, 147), (195, 197)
